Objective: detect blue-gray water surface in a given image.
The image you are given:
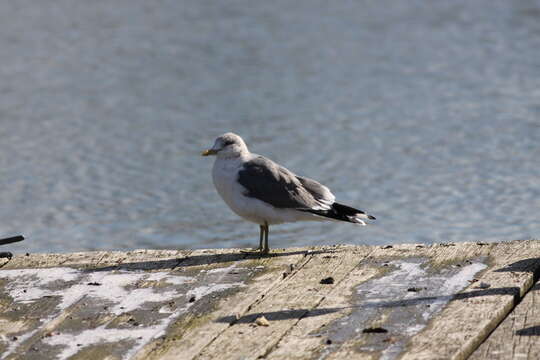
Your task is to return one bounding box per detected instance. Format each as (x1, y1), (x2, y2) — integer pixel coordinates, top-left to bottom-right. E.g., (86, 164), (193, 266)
(1, 0), (539, 254)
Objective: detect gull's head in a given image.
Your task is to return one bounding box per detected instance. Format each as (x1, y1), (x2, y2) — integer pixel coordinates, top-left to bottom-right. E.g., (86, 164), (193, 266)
(202, 132), (249, 159)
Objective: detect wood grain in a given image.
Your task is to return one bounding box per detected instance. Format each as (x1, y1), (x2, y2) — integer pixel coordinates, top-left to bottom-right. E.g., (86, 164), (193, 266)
(0, 241), (539, 360)
(470, 281), (540, 359)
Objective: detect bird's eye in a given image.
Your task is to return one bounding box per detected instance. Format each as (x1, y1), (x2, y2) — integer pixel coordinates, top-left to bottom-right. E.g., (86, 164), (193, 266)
(223, 140), (235, 146)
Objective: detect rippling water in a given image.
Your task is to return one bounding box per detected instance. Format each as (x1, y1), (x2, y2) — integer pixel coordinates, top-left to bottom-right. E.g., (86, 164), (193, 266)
(1, 0), (539, 253)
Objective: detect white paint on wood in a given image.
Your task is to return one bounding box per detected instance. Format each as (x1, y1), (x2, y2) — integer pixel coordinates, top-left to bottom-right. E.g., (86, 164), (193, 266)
(44, 323), (169, 360)
(1, 242), (538, 360)
(379, 260), (486, 360)
(0, 267), (245, 360)
(0, 268), (80, 304)
(311, 258), (487, 360)
(2, 328), (37, 359)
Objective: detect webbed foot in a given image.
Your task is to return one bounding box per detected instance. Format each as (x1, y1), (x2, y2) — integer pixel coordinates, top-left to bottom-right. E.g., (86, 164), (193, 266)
(240, 247), (263, 254)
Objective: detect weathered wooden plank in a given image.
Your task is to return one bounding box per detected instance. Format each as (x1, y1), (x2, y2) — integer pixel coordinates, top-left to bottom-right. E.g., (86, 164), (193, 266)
(264, 241), (539, 359)
(0, 241), (539, 360)
(0, 248), (308, 360)
(0, 251), (112, 358)
(401, 240), (540, 360)
(2, 249), (191, 270)
(266, 242), (493, 360)
(0, 249), (191, 359)
(265, 256), (384, 359)
(470, 281), (540, 359)
(322, 243), (492, 360)
(0, 258), (10, 269)
(1, 251), (107, 270)
(138, 247), (313, 360)
(192, 245), (374, 360)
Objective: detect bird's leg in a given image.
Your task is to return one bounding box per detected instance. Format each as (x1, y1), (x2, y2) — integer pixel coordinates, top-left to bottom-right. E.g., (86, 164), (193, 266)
(259, 225), (264, 251)
(241, 225), (265, 253)
(261, 222), (270, 255)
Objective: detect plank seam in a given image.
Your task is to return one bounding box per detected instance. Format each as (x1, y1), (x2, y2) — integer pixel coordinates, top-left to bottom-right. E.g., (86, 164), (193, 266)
(228, 251), (317, 323)
(262, 247), (377, 359)
(261, 292), (328, 359)
(169, 250), (194, 271)
(463, 258), (540, 359)
(93, 252), (109, 267)
(168, 251), (193, 268)
(133, 250), (314, 360)
(0, 258), (12, 269)
(191, 250), (317, 360)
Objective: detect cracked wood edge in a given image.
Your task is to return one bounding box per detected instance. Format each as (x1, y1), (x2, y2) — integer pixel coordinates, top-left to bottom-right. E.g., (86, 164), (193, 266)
(469, 280), (540, 359)
(192, 245), (374, 360)
(400, 240), (540, 360)
(1, 249), (192, 270)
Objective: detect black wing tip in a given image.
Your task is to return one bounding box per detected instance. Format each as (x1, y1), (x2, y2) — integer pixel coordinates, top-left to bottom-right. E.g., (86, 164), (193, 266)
(0, 235), (25, 246)
(368, 215), (376, 220)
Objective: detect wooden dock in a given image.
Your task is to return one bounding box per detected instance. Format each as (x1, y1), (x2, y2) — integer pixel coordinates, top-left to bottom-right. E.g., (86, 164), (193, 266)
(0, 240), (539, 360)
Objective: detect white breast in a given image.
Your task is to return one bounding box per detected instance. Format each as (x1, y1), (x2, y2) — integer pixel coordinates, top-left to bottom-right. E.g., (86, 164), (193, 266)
(212, 157), (243, 212)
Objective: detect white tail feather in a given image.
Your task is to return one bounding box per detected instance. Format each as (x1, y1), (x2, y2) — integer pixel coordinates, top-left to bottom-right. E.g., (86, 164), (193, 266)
(354, 212), (371, 220)
(347, 215), (367, 226)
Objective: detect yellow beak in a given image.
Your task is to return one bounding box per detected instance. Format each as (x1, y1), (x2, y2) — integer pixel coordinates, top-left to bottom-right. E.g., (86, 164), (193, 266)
(201, 149), (218, 156)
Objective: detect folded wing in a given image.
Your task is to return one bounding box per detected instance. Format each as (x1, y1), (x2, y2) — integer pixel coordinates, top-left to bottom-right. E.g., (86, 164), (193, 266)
(237, 156), (334, 210)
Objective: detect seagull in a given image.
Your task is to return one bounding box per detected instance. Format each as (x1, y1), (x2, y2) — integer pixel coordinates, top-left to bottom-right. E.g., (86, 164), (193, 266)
(202, 133), (375, 254)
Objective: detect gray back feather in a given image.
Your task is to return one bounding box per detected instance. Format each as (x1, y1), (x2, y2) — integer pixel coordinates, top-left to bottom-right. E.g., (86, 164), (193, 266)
(237, 156), (333, 209)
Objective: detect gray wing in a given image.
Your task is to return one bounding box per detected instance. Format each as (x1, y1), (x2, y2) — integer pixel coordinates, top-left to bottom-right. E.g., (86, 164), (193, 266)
(296, 176), (335, 205)
(237, 156), (334, 210)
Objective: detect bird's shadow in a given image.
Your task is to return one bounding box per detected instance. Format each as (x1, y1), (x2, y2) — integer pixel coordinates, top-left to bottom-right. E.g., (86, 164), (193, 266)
(86, 249), (332, 273)
(212, 288), (523, 326)
(361, 287), (521, 308)
(216, 307), (344, 324)
(215, 287), (526, 325)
